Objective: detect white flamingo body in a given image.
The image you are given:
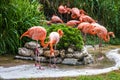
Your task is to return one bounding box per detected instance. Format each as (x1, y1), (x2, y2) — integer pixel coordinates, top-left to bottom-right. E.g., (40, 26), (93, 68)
(49, 32), (60, 45)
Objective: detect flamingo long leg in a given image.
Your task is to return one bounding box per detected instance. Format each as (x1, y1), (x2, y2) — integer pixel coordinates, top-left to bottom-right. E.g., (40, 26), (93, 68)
(97, 39), (104, 60)
(53, 44), (58, 68)
(35, 40), (44, 69)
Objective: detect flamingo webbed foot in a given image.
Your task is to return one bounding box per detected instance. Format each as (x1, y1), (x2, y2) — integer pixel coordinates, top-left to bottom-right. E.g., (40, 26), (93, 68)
(97, 56), (104, 61)
(35, 63), (40, 67)
(48, 64), (58, 68)
(38, 66), (45, 70)
(35, 63), (45, 70)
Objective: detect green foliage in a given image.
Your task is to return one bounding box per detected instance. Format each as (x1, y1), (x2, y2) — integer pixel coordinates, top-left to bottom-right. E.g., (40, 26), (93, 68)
(45, 24), (84, 51)
(0, 0), (45, 55)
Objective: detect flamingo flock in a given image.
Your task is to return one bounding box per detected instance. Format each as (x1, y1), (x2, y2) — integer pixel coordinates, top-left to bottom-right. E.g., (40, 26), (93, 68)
(20, 5), (115, 69)
(47, 5), (115, 59)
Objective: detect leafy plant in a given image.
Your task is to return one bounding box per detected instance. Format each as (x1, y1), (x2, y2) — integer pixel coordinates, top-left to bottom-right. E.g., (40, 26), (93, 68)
(45, 24), (84, 51)
(0, 0), (45, 55)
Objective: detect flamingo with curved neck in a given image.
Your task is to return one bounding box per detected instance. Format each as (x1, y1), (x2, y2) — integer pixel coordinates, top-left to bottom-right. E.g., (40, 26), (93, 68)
(47, 15), (64, 25)
(47, 29), (64, 68)
(20, 26), (48, 69)
(104, 32), (115, 42)
(66, 20), (80, 27)
(79, 9), (96, 23)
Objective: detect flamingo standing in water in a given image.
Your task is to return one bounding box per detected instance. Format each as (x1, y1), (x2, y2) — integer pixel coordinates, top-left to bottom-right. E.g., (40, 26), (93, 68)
(66, 20), (80, 27)
(79, 9), (96, 23)
(91, 23), (115, 60)
(47, 15), (64, 25)
(20, 26), (48, 69)
(47, 29), (64, 68)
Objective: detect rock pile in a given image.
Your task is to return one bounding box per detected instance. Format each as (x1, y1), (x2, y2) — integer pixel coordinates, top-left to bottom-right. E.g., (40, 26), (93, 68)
(15, 41), (94, 65)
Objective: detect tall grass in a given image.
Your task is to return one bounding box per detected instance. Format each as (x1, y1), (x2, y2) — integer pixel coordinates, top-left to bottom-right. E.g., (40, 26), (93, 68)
(0, 0), (45, 55)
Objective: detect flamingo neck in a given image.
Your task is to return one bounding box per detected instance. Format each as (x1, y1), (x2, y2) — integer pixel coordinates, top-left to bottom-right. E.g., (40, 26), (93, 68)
(104, 32), (115, 42)
(41, 40), (48, 48)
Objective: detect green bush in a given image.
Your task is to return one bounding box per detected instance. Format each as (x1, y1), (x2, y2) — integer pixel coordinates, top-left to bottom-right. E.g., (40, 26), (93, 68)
(45, 24), (84, 51)
(0, 0), (45, 55)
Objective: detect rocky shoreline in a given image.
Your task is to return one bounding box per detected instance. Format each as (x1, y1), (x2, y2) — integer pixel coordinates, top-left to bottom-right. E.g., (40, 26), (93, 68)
(15, 41), (94, 65)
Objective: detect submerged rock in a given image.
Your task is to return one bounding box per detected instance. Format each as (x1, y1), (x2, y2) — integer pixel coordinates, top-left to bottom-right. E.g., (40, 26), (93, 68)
(34, 56), (48, 63)
(62, 58), (78, 65)
(48, 57), (62, 64)
(83, 54), (94, 64)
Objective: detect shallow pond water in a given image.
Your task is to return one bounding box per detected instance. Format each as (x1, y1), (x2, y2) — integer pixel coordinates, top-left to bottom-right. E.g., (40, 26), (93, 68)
(0, 45), (120, 79)
(0, 45), (119, 69)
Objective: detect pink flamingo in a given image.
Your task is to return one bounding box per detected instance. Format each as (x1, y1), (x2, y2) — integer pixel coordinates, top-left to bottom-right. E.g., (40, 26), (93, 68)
(79, 9), (96, 23)
(91, 23), (115, 42)
(70, 7), (80, 19)
(47, 15), (64, 25)
(91, 23), (115, 60)
(77, 22), (96, 44)
(58, 5), (71, 14)
(47, 29), (64, 68)
(66, 20), (80, 27)
(20, 26), (48, 69)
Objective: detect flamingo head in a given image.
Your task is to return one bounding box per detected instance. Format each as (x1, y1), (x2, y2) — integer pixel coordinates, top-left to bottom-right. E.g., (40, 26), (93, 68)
(57, 29), (64, 37)
(108, 32), (115, 38)
(79, 9), (87, 15)
(58, 5), (68, 14)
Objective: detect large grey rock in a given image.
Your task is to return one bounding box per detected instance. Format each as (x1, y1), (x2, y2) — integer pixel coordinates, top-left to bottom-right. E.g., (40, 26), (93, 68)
(83, 54), (94, 65)
(62, 58), (78, 65)
(81, 47), (89, 55)
(24, 41), (40, 49)
(43, 50), (59, 57)
(66, 53), (73, 58)
(18, 47), (34, 57)
(59, 49), (65, 58)
(73, 51), (84, 59)
(67, 47), (74, 53)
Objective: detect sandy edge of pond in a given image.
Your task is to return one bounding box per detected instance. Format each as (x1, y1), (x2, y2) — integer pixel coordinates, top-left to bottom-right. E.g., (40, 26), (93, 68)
(0, 47), (120, 79)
